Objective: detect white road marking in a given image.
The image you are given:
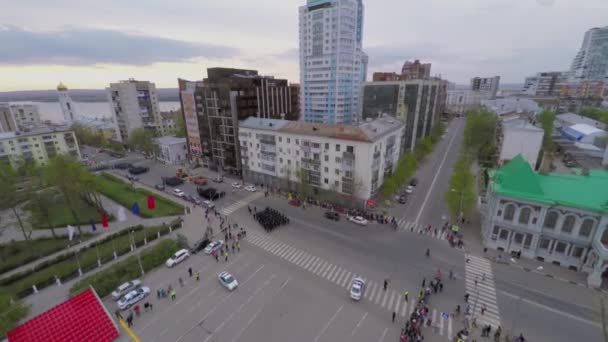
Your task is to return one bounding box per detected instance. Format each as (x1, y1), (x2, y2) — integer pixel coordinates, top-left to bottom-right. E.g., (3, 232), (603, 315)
(314, 261), (328, 275)
(313, 306), (343, 342)
(439, 312), (444, 335)
(350, 312), (368, 338)
(393, 294), (401, 314)
(324, 264), (337, 279)
(289, 250), (304, 263)
(387, 291), (396, 311)
(401, 300), (408, 316)
(368, 282), (377, 301)
(340, 271), (352, 287)
(378, 327), (388, 342)
(448, 314), (453, 339)
(330, 267), (343, 283)
(381, 290), (389, 308)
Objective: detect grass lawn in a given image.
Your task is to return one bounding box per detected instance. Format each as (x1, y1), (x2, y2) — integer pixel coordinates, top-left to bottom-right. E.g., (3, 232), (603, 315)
(29, 197), (113, 229)
(5, 225), (169, 295)
(96, 173), (184, 218)
(0, 235), (92, 274)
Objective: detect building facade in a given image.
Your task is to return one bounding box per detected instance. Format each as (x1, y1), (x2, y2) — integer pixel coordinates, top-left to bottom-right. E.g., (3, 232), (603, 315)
(238, 116), (405, 201)
(499, 119), (543, 169)
(299, 0), (368, 124)
(560, 80), (608, 99)
(107, 79), (161, 143)
(471, 76), (500, 98)
(481, 155), (608, 288)
(154, 136), (187, 165)
(522, 72), (567, 96)
(446, 90), (490, 115)
(401, 60), (431, 80)
(178, 68), (299, 174)
(0, 126), (81, 167)
(569, 26), (608, 81)
(57, 82), (77, 123)
(0, 103), (18, 133)
(0, 103), (42, 131)
(361, 79), (445, 151)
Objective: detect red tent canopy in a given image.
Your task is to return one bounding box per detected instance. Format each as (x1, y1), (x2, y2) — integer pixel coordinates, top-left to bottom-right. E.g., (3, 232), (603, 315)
(7, 288), (119, 342)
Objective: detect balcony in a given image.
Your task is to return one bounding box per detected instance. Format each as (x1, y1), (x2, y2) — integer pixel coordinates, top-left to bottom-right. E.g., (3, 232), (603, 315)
(260, 137), (275, 145)
(343, 151), (355, 160)
(260, 144), (276, 153)
(373, 151), (380, 160)
(302, 158), (321, 166)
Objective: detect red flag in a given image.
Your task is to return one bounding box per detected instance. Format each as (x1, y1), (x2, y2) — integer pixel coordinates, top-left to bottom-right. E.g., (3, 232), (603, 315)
(102, 213), (108, 228)
(147, 195), (155, 209)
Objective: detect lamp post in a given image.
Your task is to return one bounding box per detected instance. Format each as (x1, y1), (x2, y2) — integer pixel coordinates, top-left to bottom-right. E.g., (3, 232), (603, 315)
(510, 259), (543, 338)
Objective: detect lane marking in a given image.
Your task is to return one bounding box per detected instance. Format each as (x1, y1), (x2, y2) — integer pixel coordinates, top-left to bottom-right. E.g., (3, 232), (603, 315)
(313, 305), (343, 342)
(350, 312), (368, 338)
(378, 327), (388, 342)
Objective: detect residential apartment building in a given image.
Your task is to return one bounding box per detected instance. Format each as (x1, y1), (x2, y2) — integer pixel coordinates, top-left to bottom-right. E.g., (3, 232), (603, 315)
(299, 0), (368, 124)
(446, 90), (490, 115)
(57, 82), (77, 123)
(154, 136), (187, 165)
(107, 79), (161, 143)
(471, 76), (500, 98)
(569, 26), (608, 81)
(480, 155), (608, 288)
(238, 116), (405, 201)
(361, 78), (445, 151)
(0, 103), (18, 133)
(0, 126), (81, 167)
(560, 80), (608, 99)
(159, 110), (180, 135)
(522, 71), (567, 96)
(0, 103), (42, 131)
(401, 60), (431, 80)
(178, 68), (299, 174)
(289, 84), (301, 119)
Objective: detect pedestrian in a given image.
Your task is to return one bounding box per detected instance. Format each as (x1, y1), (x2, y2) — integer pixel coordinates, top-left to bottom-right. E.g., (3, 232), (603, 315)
(196, 271), (200, 281)
(156, 289), (161, 299)
(188, 267), (193, 277)
(126, 312), (133, 327)
(481, 304), (486, 315)
(179, 277), (184, 287)
(232, 243), (235, 253)
(115, 309), (123, 320)
(384, 279), (388, 291)
(404, 291), (409, 302)
(171, 289), (176, 300)
(475, 276), (478, 287)
(421, 277), (425, 288)
(133, 305), (140, 317)
(392, 311), (396, 322)
(225, 251), (229, 262)
(237, 241), (240, 252)
(464, 293), (469, 303)
(439, 283), (443, 292)
(482, 273), (486, 282)
(144, 302), (151, 312)
(449, 269), (454, 280)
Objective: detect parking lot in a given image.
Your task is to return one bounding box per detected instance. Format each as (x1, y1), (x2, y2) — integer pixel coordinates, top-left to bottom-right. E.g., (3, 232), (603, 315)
(106, 236), (399, 342)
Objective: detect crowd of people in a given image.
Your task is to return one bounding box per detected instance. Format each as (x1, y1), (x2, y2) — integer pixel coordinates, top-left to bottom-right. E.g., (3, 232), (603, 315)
(399, 269), (445, 341)
(250, 206), (290, 232)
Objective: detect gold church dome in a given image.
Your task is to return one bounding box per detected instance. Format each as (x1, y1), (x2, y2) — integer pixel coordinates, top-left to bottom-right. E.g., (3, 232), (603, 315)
(57, 82), (68, 91)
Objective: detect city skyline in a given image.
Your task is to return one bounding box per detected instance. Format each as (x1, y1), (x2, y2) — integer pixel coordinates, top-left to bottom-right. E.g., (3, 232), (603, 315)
(0, 0), (607, 91)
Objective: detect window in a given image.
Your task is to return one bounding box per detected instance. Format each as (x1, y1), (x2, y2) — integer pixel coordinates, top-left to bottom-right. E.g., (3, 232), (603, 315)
(554, 241), (567, 253)
(499, 230), (509, 240)
(324, 178), (329, 184)
(335, 169), (339, 175)
(347, 145), (354, 153)
(335, 157), (341, 163)
(287, 160), (291, 165)
(571, 246), (584, 258)
(491, 226), (500, 240)
(518, 207), (531, 224)
(523, 234), (533, 249)
(287, 138), (290, 143)
(579, 219), (594, 237)
(296, 139), (299, 145)
(324, 167), (329, 172)
(543, 211), (558, 229)
(278, 137), (282, 143)
(280, 158), (283, 163)
(561, 215), (576, 234)
(324, 155), (329, 162)
(334, 180), (339, 187)
(335, 144), (341, 152)
(503, 204), (515, 221)
(539, 239), (550, 249)
(325, 143), (329, 149)
(513, 233), (523, 244)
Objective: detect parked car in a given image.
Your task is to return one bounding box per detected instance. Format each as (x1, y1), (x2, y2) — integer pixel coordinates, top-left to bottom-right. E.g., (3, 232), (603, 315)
(405, 185), (414, 194)
(192, 197), (202, 205)
(191, 176), (208, 185)
(155, 183), (165, 191)
(191, 238), (210, 254)
(163, 177), (184, 186)
(347, 216), (368, 226)
(398, 195), (407, 204)
(244, 185), (256, 192)
(349, 277), (365, 301)
(111, 279), (142, 301)
(324, 211), (340, 221)
(212, 176), (223, 183)
(129, 166), (149, 175)
(204, 240), (224, 255)
(409, 178), (418, 187)
(203, 200), (215, 209)
(231, 182), (242, 189)
(197, 187), (225, 200)
(117, 286), (150, 310)
(218, 271), (238, 291)
(114, 162), (132, 170)
(173, 188), (185, 197)
(165, 249), (190, 267)
(126, 175), (139, 182)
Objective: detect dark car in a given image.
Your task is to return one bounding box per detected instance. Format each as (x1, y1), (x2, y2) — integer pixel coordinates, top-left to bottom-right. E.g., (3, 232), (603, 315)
(190, 238), (210, 254)
(197, 187), (225, 200)
(212, 176), (223, 183)
(114, 162), (133, 170)
(398, 195), (407, 204)
(155, 183), (165, 190)
(126, 174), (139, 182)
(324, 211), (340, 221)
(129, 166), (149, 175)
(163, 177), (184, 186)
(409, 178), (418, 187)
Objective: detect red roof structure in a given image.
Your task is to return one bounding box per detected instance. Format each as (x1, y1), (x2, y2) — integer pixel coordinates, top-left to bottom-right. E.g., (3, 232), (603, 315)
(7, 288), (119, 342)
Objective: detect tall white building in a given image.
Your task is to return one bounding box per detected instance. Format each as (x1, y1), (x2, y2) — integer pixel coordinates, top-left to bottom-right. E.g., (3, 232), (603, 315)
(57, 82), (77, 123)
(107, 79), (160, 143)
(569, 26), (608, 81)
(522, 72), (567, 96)
(299, 0), (368, 125)
(471, 76), (500, 98)
(238, 116), (404, 201)
(0, 103), (42, 131)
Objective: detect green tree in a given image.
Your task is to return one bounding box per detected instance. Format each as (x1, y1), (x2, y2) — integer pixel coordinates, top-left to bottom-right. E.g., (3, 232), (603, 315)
(0, 162), (31, 241)
(295, 167), (313, 197)
(27, 189), (58, 238)
(578, 107), (608, 125)
(173, 113), (186, 138)
(537, 110), (555, 153)
(445, 154), (476, 219)
(0, 291), (28, 337)
(71, 123), (108, 148)
(127, 128), (156, 156)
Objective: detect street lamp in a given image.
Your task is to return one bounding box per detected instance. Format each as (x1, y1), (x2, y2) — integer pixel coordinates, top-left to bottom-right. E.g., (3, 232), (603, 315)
(510, 259), (543, 338)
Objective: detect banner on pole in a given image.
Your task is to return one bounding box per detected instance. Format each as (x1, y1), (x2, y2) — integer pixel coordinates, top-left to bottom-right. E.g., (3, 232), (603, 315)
(132, 202), (140, 215)
(147, 195), (155, 209)
(102, 213), (109, 228)
(89, 219), (96, 232)
(67, 225), (75, 241)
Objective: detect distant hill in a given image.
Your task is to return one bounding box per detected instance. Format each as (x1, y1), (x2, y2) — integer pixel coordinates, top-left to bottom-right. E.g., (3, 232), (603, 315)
(0, 88), (179, 102)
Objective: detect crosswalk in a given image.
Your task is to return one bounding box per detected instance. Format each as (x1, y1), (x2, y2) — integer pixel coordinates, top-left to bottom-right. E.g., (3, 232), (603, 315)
(220, 192), (264, 216)
(396, 218), (450, 241)
(464, 254), (501, 328)
(244, 231), (455, 340)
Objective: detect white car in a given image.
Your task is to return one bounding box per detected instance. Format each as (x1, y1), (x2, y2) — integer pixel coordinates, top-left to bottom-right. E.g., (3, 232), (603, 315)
(173, 188), (185, 197)
(204, 240), (224, 255)
(117, 286), (150, 310)
(348, 216), (368, 226)
(244, 185), (256, 192)
(350, 277), (366, 301)
(165, 249), (190, 267)
(111, 279), (142, 301)
(218, 271), (238, 291)
(203, 200), (215, 209)
(405, 185), (414, 194)
(231, 182), (242, 189)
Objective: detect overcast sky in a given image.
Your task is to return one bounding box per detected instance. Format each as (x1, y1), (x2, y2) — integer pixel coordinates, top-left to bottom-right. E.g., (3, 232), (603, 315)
(0, 0), (606, 91)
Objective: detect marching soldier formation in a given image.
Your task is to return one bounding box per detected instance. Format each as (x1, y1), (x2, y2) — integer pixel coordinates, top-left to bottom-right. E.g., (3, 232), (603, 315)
(253, 207), (290, 232)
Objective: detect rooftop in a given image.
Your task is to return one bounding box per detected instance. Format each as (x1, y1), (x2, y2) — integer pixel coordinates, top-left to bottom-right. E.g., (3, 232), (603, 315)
(503, 119), (543, 132)
(557, 112), (606, 129)
(0, 125), (73, 140)
(155, 136), (187, 146)
(569, 123), (606, 136)
(239, 116), (404, 142)
(491, 154), (608, 213)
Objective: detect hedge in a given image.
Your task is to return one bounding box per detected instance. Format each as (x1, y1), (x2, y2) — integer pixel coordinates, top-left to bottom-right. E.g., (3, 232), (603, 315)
(69, 239), (180, 298)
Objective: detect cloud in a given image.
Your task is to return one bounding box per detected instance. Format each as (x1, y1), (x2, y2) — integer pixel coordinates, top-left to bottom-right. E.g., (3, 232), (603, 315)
(536, 0), (556, 6)
(0, 26), (239, 66)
